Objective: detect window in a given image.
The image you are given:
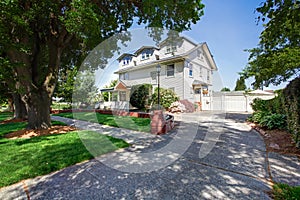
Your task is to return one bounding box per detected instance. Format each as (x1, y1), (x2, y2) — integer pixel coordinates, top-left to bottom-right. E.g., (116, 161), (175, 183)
(207, 69), (210, 81)
(189, 63), (193, 77)
(167, 64), (175, 77)
(122, 59), (129, 66)
(124, 72), (129, 80)
(150, 71), (157, 80)
(197, 50), (204, 60)
(195, 88), (201, 94)
(119, 91), (126, 101)
(141, 50), (151, 60)
(166, 45), (177, 54)
(120, 72), (129, 80)
(199, 66), (202, 77)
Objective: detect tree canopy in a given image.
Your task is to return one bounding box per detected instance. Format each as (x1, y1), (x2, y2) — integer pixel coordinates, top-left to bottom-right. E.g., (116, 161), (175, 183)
(221, 87), (230, 92)
(234, 77), (246, 91)
(241, 0), (300, 88)
(0, 0), (205, 129)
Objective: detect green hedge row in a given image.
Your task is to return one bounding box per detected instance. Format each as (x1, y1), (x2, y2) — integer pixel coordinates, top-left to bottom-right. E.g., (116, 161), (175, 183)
(283, 77), (300, 147)
(250, 77), (300, 147)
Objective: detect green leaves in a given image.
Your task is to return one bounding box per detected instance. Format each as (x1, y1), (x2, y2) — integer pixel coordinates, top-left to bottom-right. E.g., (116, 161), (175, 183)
(242, 0), (300, 88)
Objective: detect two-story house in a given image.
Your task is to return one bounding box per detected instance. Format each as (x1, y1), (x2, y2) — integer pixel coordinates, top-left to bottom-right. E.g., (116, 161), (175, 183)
(103, 36), (218, 110)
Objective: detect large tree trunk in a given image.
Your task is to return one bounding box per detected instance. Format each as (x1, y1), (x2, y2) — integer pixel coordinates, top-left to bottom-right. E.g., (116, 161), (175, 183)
(12, 93), (27, 119)
(24, 89), (51, 129)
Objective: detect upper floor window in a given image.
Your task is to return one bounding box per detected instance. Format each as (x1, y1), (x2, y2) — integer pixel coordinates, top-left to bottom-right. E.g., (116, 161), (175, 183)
(197, 50), (204, 60)
(207, 69), (210, 81)
(167, 64), (175, 77)
(141, 49), (152, 60)
(199, 66), (202, 77)
(166, 45), (177, 54)
(120, 72), (129, 80)
(189, 63), (193, 77)
(122, 59), (130, 66)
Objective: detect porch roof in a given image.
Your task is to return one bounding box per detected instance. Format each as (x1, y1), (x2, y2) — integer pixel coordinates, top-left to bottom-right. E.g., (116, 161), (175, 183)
(192, 80), (211, 86)
(100, 87), (114, 92)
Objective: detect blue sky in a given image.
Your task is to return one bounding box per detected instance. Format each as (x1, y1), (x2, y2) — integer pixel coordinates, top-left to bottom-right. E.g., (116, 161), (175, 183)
(94, 0), (287, 90)
(183, 0), (264, 90)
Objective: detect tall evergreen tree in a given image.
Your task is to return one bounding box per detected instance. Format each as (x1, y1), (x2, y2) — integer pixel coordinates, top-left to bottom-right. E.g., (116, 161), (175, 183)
(234, 77), (247, 91)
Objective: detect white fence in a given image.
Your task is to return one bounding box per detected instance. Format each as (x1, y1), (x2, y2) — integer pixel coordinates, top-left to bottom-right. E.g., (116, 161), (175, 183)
(203, 91), (275, 113)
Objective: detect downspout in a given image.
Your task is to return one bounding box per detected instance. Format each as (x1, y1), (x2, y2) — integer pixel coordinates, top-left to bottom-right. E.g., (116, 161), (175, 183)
(183, 60), (185, 99)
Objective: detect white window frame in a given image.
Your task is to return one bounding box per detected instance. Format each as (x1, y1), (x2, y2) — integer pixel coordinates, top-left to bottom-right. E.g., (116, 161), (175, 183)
(166, 64), (175, 77)
(119, 91), (126, 101)
(166, 45), (177, 54)
(141, 50), (151, 60)
(199, 66), (202, 77)
(207, 69), (210, 81)
(189, 63), (193, 77)
(120, 72), (129, 80)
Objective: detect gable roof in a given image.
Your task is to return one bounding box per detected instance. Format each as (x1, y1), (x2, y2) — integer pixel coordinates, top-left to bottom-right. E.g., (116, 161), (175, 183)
(134, 46), (159, 55)
(201, 43), (218, 71)
(115, 81), (127, 90)
(158, 35), (198, 47)
(117, 53), (135, 61)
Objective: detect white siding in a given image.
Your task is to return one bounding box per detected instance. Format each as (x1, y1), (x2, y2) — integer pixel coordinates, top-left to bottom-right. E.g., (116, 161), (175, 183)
(160, 62), (184, 99)
(159, 39), (196, 59)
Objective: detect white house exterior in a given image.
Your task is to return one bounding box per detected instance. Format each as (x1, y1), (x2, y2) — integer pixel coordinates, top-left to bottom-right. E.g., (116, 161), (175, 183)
(102, 36), (218, 110)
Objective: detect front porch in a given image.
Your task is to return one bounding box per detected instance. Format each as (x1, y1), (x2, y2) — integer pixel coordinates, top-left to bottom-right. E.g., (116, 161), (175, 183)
(192, 80), (211, 111)
(98, 81), (130, 110)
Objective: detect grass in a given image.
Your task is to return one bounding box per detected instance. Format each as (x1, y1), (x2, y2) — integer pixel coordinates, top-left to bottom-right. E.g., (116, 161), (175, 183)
(54, 112), (151, 132)
(273, 183), (300, 200)
(0, 112), (129, 188)
(0, 112), (13, 122)
(51, 102), (72, 110)
(0, 120), (67, 136)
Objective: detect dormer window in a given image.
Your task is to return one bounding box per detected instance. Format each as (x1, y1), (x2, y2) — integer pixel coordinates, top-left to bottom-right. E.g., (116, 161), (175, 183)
(140, 49), (152, 61)
(122, 59), (130, 66)
(119, 55), (132, 66)
(141, 52), (150, 60)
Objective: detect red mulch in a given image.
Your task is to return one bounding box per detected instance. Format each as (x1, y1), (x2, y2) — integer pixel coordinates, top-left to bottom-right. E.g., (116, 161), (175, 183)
(249, 123), (300, 158)
(4, 125), (77, 139)
(0, 118), (26, 124)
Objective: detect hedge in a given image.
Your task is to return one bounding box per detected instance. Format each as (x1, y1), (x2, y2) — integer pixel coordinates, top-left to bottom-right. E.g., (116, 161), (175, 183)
(283, 77), (300, 147)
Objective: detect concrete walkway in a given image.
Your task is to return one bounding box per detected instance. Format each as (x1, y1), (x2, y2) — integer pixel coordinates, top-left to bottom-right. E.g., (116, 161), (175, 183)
(1, 112), (299, 199)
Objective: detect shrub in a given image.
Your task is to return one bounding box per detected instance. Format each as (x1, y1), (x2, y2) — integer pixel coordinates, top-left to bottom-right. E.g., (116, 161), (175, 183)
(283, 77), (300, 147)
(260, 113), (287, 130)
(169, 101), (186, 113)
(151, 87), (179, 109)
(130, 84), (152, 110)
(251, 98), (267, 112)
(250, 111), (270, 123)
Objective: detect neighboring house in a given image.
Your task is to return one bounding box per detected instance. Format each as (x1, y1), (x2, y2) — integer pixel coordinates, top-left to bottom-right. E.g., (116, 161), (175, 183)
(101, 36), (218, 110)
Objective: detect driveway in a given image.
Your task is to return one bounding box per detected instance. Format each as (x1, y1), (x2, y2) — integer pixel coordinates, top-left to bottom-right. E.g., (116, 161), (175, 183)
(1, 112), (299, 199)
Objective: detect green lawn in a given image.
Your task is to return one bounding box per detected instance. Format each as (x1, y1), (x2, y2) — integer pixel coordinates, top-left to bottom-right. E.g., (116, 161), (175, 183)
(0, 112), (13, 122)
(273, 183), (300, 200)
(0, 113), (129, 188)
(54, 112), (151, 132)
